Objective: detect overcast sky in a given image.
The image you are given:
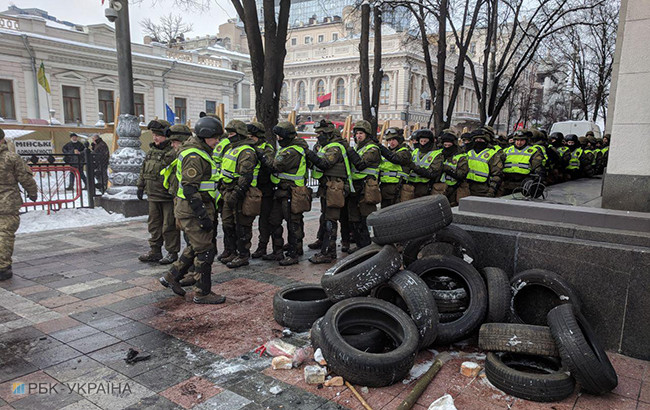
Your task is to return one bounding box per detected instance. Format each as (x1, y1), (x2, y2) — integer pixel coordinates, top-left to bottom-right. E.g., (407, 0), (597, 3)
(0, 0), (237, 43)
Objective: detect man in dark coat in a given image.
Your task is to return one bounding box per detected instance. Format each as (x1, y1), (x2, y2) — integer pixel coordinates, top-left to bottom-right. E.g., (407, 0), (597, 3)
(62, 132), (87, 190)
(91, 134), (110, 193)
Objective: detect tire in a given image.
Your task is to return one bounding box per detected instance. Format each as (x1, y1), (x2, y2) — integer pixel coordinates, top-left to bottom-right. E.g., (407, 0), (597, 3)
(440, 311), (464, 323)
(485, 352), (575, 402)
(273, 284), (333, 332)
(408, 255), (487, 345)
(510, 269), (581, 326)
(403, 224), (479, 266)
(431, 288), (468, 313)
(321, 244), (401, 302)
(483, 267), (510, 323)
(317, 297), (420, 387)
(312, 319), (388, 353)
(367, 195), (453, 245)
(478, 323), (559, 356)
(547, 304), (618, 395)
(371, 270), (439, 348)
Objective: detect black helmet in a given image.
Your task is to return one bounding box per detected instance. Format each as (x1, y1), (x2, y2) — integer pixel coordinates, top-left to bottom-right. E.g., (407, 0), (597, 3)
(194, 116), (224, 139)
(412, 129), (434, 141)
(564, 134), (578, 143)
(549, 132), (564, 141)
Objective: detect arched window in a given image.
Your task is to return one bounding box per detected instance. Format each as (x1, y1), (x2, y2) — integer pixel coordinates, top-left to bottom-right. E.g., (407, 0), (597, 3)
(316, 79), (325, 99)
(420, 78), (428, 108)
(280, 82), (289, 108)
(335, 78), (345, 105)
(297, 81), (306, 107)
(380, 75), (390, 105)
(357, 79), (362, 106)
(410, 76), (418, 106)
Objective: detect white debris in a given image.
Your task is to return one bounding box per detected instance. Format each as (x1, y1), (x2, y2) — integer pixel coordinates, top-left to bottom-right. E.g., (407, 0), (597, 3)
(314, 348), (325, 364)
(506, 335), (522, 346)
(403, 360), (434, 384)
(269, 386), (283, 395)
(559, 295), (569, 301)
(427, 394), (457, 410)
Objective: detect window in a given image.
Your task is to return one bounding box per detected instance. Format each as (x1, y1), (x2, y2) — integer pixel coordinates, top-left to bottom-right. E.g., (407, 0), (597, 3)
(304, 36), (311, 44)
(174, 97), (186, 124)
(420, 78), (427, 107)
(335, 78), (345, 105)
(241, 83), (251, 109)
(98, 89), (114, 122)
(449, 44), (456, 54)
(380, 75), (390, 105)
(297, 81), (306, 107)
(316, 79), (325, 99)
(0, 79), (16, 120)
(318, 34), (324, 43)
(280, 82), (289, 108)
(62, 85), (82, 123)
(291, 38), (297, 46)
(470, 42), (476, 54)
(332, 33), (338, 41)
(134, 93), (145, 119)
(205, 100), (216, 114)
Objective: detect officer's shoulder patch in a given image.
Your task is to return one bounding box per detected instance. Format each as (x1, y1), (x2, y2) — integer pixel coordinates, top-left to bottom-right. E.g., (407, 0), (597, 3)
(483, 153), (490, 158)
(216, 146), (224, 153)
(185, 168), (198, 178)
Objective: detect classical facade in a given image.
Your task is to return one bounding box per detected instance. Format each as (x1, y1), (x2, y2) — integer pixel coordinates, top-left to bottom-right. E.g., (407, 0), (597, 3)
(0, 8), (249, 127)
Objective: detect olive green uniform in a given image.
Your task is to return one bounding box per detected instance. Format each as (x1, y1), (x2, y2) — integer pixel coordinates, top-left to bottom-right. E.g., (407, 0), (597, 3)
(0, 142), (37, 274)
(467, 146), (504, 197)
(253, 139), (276, 256)
(436, 146), (469, 206)
(168, 136), (218, 293)
(267, 137), (310, 259)
(499, 142), (545, 196)
(220, 137), (259, 261)
(379, 142), (411, 209)
(347, 137), (381, 249)
(408, 147), (443, 198)
(137, 140), (180, 255)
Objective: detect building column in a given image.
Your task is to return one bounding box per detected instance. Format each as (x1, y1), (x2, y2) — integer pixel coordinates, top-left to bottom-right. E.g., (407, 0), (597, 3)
(601, 0), (650, 212)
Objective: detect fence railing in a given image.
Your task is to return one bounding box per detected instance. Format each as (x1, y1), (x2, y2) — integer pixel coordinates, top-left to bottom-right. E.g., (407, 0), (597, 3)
(20, 151), (109, 213)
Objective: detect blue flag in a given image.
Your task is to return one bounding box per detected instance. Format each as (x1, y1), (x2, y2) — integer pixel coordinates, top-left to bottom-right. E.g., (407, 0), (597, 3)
(165, 104), (175, 124)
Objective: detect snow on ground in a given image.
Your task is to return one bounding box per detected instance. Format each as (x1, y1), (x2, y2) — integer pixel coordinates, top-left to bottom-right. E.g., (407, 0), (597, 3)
(17, 208), (144, 234)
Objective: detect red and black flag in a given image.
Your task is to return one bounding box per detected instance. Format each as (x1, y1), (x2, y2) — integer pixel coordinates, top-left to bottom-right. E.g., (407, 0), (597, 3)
(317, 93), (332, 108)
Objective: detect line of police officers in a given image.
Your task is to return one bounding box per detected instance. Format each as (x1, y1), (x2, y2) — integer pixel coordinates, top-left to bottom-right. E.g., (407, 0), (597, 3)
(139, 115), (608, 304)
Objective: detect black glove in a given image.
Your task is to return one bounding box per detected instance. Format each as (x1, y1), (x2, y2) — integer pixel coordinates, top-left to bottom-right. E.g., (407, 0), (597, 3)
(347, 148), (367, 171)
(305, 149), (324, 168)
(442, 164), (457, 179)
(379, 144), (394, 160)
(198, 215), (214, 232)
(255, 148), (266, 162)
(28, 193), (38, 202)
(136, 188), (144, 200)
(412, 166), (433, 179)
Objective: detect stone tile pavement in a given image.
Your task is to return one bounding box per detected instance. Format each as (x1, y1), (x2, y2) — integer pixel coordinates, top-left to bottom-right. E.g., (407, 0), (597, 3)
(0, 214), (649, 409)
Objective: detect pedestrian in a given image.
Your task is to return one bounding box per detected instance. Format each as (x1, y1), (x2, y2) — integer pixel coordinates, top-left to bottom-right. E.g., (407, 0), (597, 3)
(466, 129), (503, 197)
(247, 122), (276, 259)
(0, 128), (38, 280)
(346, 120), (381, 251)
(137, 120), (181, 265)
(257, 121), (310, 265)
(62, 132), (87, 190)
(305, 119), (359, 264)
(377, 127), (411, 209)
(90, 134), (109, 193)
(159, 116), (224, 304)
(499, 129), (545, 196)
(219, 120), (259, 268)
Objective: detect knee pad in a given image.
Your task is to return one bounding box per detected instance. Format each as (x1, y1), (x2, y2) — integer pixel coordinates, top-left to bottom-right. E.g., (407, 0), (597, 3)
(196, 248), (216, 265)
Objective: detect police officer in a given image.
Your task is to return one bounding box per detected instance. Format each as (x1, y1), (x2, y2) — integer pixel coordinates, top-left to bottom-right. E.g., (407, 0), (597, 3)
(377, 127), (411, 208)
(0, 128), (38, 280)
(137, 120), (180, 265)
(159, 116), (224, 304)
(499, 129), (545, 196)
(585, 135), (603, 175)
(305, 119), (357, 264)
(347, 120), (381, 251)
(219, 120), (259, 268)
(563, 134), (594, 180)
(247, 122), (276, 259)
(256, 122), (310, 265)
(434, 130), (469, 206)
(407, 129), (442, 198)
(212, 126), (232, 262)
(466, 129), (503, 197)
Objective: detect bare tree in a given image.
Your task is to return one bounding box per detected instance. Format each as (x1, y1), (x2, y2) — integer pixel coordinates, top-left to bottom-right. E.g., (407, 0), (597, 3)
(140, 13), (193, 46)
(359, 2), (384, 133)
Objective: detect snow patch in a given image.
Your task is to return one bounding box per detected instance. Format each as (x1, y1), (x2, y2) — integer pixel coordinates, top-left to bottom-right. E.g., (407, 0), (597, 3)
(17, 208), (141, 234)
(427, 393), (457, 410)
(403, 360), (434, 384)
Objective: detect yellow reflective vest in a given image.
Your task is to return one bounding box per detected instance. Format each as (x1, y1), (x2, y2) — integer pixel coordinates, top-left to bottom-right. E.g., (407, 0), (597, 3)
(220, 145), (259, 187)
(270, 145), (307, 186)
(379, 146), (409, 183)
(175, 148), (219, 200)
(467, 148), (498, 183)
(504, 145), (537, 175)
(409, 148), (441, 183)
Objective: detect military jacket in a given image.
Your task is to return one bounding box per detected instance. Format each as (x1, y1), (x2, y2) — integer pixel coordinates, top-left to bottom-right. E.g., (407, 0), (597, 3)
(0, 143), (38, 215)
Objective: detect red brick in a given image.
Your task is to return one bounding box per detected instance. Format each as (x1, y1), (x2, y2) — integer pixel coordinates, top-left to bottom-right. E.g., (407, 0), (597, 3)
(159, 376), (222, 409)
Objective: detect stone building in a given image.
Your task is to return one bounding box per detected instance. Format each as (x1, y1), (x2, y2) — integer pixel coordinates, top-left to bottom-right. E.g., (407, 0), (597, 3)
(0, 7), (249, 126)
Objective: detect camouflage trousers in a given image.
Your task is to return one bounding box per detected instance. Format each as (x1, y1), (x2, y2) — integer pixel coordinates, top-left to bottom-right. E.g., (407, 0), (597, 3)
(0, 214), (20, 270)
(147, 200), (180, 253)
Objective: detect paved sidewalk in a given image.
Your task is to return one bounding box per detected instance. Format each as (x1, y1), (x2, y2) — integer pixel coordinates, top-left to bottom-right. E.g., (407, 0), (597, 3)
(1, 215), (649, 410)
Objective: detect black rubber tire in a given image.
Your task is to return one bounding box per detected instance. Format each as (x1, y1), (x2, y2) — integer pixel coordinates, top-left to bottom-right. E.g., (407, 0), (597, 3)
(408, 255), (487, 345)
(431, 288), (468, 313)
(321, 244), (401, 302)
(478, 323), (559, 356)
(440, 311), (464, 323)
(273, 284), (333, 332)
(483, 267), (510, 323)
(317, 297), (420, 387)
(403, 224), (479, 266)
(485, 352), (575, 402)
(510, 269), (581, 326)
(371, 270), (439, 349)
(311, 319), (388, 354)
(367, 195), (453, 245)
(547, 304), (618, 395)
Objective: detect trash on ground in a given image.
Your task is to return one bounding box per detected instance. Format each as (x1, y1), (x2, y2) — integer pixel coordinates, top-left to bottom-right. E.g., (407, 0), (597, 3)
(427, 394), (457, 410)
(304, 365), (327, 384)
(271, 356), (293, 370)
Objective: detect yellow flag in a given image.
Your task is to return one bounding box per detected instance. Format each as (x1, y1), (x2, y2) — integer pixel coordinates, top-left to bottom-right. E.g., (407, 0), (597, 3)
(37, 62), (50, 94)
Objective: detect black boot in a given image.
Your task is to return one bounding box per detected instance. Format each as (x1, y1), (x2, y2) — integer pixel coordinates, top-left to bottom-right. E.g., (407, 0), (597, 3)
(193, 263), (225, 304)
(159, 266), (186, 296)
(251, 244), (268, 259)
(309, 221), (336, 264)
(0, 266), (13, 281)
